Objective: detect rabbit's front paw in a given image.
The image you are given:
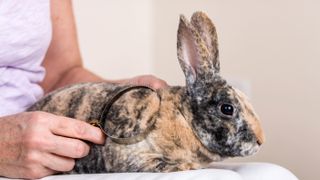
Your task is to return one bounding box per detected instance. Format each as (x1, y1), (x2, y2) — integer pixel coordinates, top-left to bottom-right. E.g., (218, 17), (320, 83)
(176, 162), (202, 171)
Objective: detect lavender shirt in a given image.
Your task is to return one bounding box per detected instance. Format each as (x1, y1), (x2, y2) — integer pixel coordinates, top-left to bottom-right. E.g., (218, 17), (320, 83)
(0, 0), (52, 116)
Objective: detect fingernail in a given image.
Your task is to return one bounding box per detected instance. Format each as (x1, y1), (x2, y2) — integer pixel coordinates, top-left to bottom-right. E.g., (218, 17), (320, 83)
(94, 128), (106, 144)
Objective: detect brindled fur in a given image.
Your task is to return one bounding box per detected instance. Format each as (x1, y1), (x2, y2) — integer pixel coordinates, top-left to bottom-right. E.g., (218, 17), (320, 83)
(28, 11), (265, 173)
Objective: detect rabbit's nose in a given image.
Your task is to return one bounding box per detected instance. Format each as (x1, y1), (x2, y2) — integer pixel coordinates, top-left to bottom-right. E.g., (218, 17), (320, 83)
(257, 139), (262, 146)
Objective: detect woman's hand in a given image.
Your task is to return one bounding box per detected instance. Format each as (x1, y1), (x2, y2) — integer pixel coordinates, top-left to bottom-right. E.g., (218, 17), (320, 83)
(119, 74), (169, 89)
(0, 111), (105, 179)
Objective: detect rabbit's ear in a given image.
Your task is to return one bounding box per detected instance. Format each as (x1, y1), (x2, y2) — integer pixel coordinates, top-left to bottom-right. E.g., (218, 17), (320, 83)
(191, 12), (220, 72)
(177, 14), (219, 86)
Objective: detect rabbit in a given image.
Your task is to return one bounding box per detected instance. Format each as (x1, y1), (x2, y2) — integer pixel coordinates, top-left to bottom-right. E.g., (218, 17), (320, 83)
(28, 11), (265, 173)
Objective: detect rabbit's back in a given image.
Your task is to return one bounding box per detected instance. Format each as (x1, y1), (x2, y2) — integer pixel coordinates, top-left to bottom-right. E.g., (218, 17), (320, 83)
(28, 82), (117, 120)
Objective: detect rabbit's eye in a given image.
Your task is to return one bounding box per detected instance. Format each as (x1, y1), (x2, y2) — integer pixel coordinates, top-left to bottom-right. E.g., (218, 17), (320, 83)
(220, 104), (234, 116)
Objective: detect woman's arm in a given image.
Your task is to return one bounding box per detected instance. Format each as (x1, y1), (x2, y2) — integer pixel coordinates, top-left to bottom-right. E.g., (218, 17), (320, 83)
(40, 0), (103, 93)
(41, 0), (167, 94)
(0, 1), (167, 179)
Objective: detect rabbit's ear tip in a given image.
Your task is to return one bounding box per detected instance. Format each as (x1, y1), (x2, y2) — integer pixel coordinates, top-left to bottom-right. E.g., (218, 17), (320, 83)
(179, 14), (188, 24)
(191, 11), (212, 23)
(178, 14), (191, 33)
(180, 11), (211, 25)
(192, 11), (208, 17)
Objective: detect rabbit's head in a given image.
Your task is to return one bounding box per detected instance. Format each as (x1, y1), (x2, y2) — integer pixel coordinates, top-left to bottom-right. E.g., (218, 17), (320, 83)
(177, 12), (265, 157)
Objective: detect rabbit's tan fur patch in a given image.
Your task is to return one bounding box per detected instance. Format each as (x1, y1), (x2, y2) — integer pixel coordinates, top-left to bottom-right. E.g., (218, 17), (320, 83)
(233, 88), (265, 144)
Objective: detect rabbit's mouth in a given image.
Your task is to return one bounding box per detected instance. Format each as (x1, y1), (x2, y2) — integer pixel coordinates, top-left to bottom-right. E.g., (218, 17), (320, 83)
(205, 140), (260, 158)
(238, 142), (260, 156)
(191, 119), (261, 157)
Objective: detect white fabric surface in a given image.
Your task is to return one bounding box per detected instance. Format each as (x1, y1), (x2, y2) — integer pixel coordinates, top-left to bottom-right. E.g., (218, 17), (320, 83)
(42, 169), (242, 180)
(0, 162), (299, 180)
(207, 162), (299, 180)
(0, 162), (298, 180)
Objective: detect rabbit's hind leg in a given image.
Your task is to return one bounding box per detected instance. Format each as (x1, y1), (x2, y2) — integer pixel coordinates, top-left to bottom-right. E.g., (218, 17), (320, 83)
(149, 158), (202, 172)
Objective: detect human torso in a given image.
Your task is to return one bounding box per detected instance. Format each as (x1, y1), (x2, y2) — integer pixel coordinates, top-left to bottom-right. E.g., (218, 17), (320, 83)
(0, 0), (52, 116)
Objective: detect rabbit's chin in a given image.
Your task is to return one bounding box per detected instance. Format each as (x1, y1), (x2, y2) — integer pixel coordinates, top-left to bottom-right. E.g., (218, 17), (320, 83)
(211, 142), (261, 158)
(238, 142), (261, 157)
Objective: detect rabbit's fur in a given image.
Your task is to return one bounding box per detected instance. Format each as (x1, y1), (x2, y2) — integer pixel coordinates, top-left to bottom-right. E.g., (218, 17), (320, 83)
(28, 12), (265, 173)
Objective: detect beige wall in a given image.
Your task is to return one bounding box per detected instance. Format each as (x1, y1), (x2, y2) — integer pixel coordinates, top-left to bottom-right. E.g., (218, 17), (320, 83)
(73, 0), (154, 79)
(74, 1), (320, 180)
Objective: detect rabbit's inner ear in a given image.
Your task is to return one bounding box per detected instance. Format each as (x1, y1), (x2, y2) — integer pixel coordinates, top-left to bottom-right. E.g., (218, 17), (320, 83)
(181, 31), (198, 74)
(177, 15), (199, 84)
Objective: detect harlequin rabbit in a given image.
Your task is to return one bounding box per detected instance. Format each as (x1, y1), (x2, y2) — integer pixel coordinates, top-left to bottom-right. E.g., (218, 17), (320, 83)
(28, 11), (265, 173)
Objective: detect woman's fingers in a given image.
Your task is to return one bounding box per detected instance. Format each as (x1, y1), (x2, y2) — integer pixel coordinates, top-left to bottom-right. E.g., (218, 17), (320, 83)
(48, 114), (105, 144)
(46, 135), (90, 159)
(41, 153), (75, 172)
